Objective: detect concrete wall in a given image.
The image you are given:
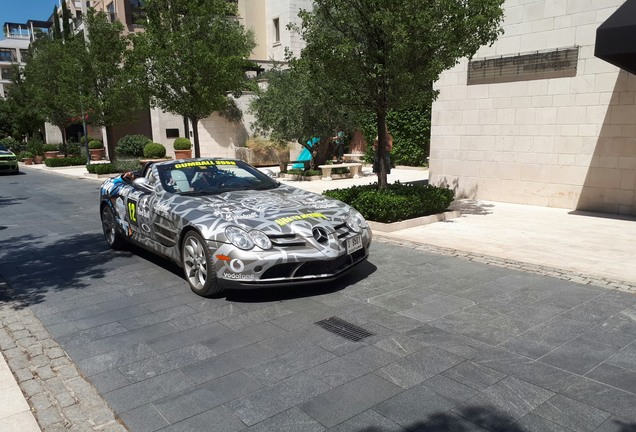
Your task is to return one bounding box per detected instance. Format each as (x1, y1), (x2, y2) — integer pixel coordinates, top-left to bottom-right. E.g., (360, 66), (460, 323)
(429, 0), (636, 215)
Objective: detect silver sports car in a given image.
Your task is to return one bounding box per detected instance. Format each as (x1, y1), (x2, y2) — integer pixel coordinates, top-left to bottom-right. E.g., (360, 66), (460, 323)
(99, 158), (372, 296)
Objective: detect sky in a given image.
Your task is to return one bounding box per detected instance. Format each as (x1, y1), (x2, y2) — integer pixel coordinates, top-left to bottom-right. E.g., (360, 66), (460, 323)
(0, 0), (59, 27)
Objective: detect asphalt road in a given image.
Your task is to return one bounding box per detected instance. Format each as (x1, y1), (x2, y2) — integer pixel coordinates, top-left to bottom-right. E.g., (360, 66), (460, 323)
(1, 169), (635, 432)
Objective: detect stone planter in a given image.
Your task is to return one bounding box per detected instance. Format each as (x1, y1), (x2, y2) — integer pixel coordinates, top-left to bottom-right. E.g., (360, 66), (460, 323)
(34, 155), (43, 164)
(89, 148), (104, 161)
(235, 147), (289, 167)
(44, 151), (59, 159)
(174, 149), (192, 159)
(23, 158), (33, 165)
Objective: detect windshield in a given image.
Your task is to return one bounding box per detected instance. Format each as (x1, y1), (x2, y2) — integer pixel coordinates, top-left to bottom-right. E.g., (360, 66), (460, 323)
(0, 145), (9, 152)
(157, 159), (278, 195)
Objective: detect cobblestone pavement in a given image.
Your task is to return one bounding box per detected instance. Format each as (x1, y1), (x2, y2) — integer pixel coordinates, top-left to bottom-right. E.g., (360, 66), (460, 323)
(0, 278), (126, 432)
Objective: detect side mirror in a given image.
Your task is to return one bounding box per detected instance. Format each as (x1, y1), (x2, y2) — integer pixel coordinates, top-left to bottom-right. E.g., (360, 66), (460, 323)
(133, 177), (153, 192)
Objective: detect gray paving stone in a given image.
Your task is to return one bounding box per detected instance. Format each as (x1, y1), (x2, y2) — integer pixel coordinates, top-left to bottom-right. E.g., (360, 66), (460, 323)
(585, 363), (636, 394)
(244, 345), (336, 386)
(606, 342), (636, 372)
(167, 304), (246, 331)
(593, 416), (636, 432)
(246, 408), (326, 432)
(400, 296), (475, 322)
(376, 345), (464, 389)
(532, 394), (611, 432)
(460, 315), (535, 345)
(119, 304), (198, 330)
(505, 302), (569, 325)
(89, 369), (131, 394)
(406, 326), (491, 359)
(374, 335), (426, 358)
(503, 413), (573, 432)
(307, 345), (399, 387)
(375, 375), (477, 429)
(201, 322), (284, 355)
(451, 376), (554, 431)
(152, 371), (263, 423)
(103, 369), (197, 413)
(581, 313), (636, 350)
(181, 343), (277, 384)
(327, 410), (407, 432)
(161, 405), (246, 432)
(442, 360), (507, 391)
(77, 343), (157, 376)
(299, 374), (402, 428)
(57, 322), (129, 347)
(227, 373), (331, 426)
(561, 300), (629, 326)
(119, 404), (170, 432)
(70, 305), (153, 331)
(269, 307), (336, 332)
(414, 412), (491, 432)
(146, 321), (231, 354)
(118, 343), (215, 383)
(219, 304), (294, 330)
(539, 337), (620, 375)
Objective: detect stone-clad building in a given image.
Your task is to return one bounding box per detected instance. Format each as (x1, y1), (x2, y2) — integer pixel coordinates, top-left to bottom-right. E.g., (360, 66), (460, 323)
(429, 0), (636, 215)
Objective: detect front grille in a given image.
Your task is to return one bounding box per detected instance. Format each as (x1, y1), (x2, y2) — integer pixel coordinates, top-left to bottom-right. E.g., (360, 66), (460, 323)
(260, 248), (366, 280)
(315, 317), (375, 342)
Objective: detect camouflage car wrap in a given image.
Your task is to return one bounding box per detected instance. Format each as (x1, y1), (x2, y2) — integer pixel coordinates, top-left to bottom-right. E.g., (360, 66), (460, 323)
(99, 158), (371, 288)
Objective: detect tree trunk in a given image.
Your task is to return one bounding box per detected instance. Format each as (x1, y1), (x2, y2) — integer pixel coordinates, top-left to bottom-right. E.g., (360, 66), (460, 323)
(191, 117), (201, 158)
(376, 111), (389, 189)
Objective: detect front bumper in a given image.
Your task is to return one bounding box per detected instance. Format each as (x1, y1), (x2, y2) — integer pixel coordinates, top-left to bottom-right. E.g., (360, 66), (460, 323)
(0, 159), (18, 173)
(211, 227), (372, 288)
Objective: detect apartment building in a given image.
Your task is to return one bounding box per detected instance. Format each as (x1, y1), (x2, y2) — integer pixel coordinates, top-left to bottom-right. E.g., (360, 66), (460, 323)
(429, 0), (636, 215)
(0, 21), (51, 98)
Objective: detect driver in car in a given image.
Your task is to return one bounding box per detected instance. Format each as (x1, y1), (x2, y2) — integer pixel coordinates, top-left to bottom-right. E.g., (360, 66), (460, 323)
(191, 166), (221, 190)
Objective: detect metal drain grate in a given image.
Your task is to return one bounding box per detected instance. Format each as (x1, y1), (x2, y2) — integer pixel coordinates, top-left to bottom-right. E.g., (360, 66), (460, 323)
(315, 317), (375, 342)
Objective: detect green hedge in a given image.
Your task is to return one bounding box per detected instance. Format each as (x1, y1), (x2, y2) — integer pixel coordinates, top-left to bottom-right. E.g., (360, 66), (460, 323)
(173, 137), (192, 150)
(88, 140), (103, 149)
(43, 144), (58, 152)
(44, 157), (86, 167)
(116, 134), (151, 157)
(144, 142), (166, 158)
(86, 159), (142, 175)
(323, 182), (454, 223)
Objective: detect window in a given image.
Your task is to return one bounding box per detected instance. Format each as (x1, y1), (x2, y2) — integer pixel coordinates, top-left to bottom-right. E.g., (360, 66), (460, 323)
(128, 0), (145, 25)
(1, 68), (13, 80)
(0, 49), (16, 62)
(107, 2), (116, 23)
(165, 128), (179, 138)
(273, 18), (280, 44)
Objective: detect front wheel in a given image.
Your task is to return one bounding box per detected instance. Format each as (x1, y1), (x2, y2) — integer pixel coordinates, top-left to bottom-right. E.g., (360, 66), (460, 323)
(182, 231), (223, 297)
(101, 205), (127, 250)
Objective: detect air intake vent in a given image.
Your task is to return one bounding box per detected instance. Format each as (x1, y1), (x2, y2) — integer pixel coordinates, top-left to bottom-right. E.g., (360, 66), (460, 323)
(315, 317), (375, 342)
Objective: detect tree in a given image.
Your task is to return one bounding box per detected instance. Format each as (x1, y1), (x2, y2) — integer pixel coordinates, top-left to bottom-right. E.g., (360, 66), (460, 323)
(295, 0), (505, 187)
(81, 10), (148, 160)
(23, 36), (88, 147)
(135, 0), (255, 157)
(250, 60), (359, 168)
(3, 65), (45, 141)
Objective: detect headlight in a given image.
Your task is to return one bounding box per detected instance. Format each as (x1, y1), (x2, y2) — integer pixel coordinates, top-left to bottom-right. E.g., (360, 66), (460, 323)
(345, 208), (367, 232)
(249, 230), (272, 250)
(225, 226), (254, 250)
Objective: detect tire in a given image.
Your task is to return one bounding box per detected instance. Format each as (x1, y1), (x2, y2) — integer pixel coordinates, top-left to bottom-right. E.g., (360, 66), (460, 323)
(101, 205), (127, 250)
(182, 231), (224, 296)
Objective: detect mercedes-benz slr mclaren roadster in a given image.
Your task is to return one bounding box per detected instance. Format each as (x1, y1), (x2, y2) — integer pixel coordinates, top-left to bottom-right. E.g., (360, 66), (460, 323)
(99, 158), (372, 296)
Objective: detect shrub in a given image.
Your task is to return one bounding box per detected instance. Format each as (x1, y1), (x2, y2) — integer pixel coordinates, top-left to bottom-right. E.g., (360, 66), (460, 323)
(173, 137), (192, 150)
(86, 163), (118, 174)
(43, 144), (58, 152)
(44, 156), (85, 167)
(88, 140), (103, 149)
(26, 139), (44, 156)
(19, 151), (33, 159)
(116, 134), (151, 157)
(305, 169), (322, 177)
(323, 182), (455, 223)
(113, 159), (141, 173)
(144, 142), (166, 158)
(65, 142), (81, 156)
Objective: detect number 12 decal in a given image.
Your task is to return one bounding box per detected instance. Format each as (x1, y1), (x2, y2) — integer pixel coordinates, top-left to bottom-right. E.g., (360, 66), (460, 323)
(127, 199), (138, 226)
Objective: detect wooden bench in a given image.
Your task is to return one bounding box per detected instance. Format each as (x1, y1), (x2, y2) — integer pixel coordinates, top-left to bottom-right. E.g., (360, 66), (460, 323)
(342, 153), (365, 162)
(317, 163), (363, 180)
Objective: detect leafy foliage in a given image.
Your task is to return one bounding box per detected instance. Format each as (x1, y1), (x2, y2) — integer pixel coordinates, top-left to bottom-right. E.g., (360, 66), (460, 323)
(323, 182), (455, 223)
(295, 0), (505, 186)
(88, 140), (104, 149)
(143, 142), (166, 158)
(43, 144), (58, 152)
(134, 0), (255, 157)
(116, 134), (151, 157)
(173, 137), (192, 150)
(44, 156), (86, 167)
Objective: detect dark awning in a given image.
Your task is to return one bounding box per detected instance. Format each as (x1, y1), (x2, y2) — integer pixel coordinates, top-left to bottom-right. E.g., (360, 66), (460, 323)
(595, 0), (636, 75)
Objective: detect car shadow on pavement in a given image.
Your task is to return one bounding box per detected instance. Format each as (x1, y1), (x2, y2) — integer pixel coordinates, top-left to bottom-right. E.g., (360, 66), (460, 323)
(0, 232), (134, 309)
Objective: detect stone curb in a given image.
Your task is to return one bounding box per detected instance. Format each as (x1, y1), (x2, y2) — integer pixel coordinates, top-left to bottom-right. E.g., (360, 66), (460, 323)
(0, 278), (128, 432)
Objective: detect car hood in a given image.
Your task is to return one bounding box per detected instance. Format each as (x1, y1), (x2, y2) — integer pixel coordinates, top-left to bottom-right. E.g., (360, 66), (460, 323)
(0, 149), (15, 156)
(175, 185), (349, 235)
